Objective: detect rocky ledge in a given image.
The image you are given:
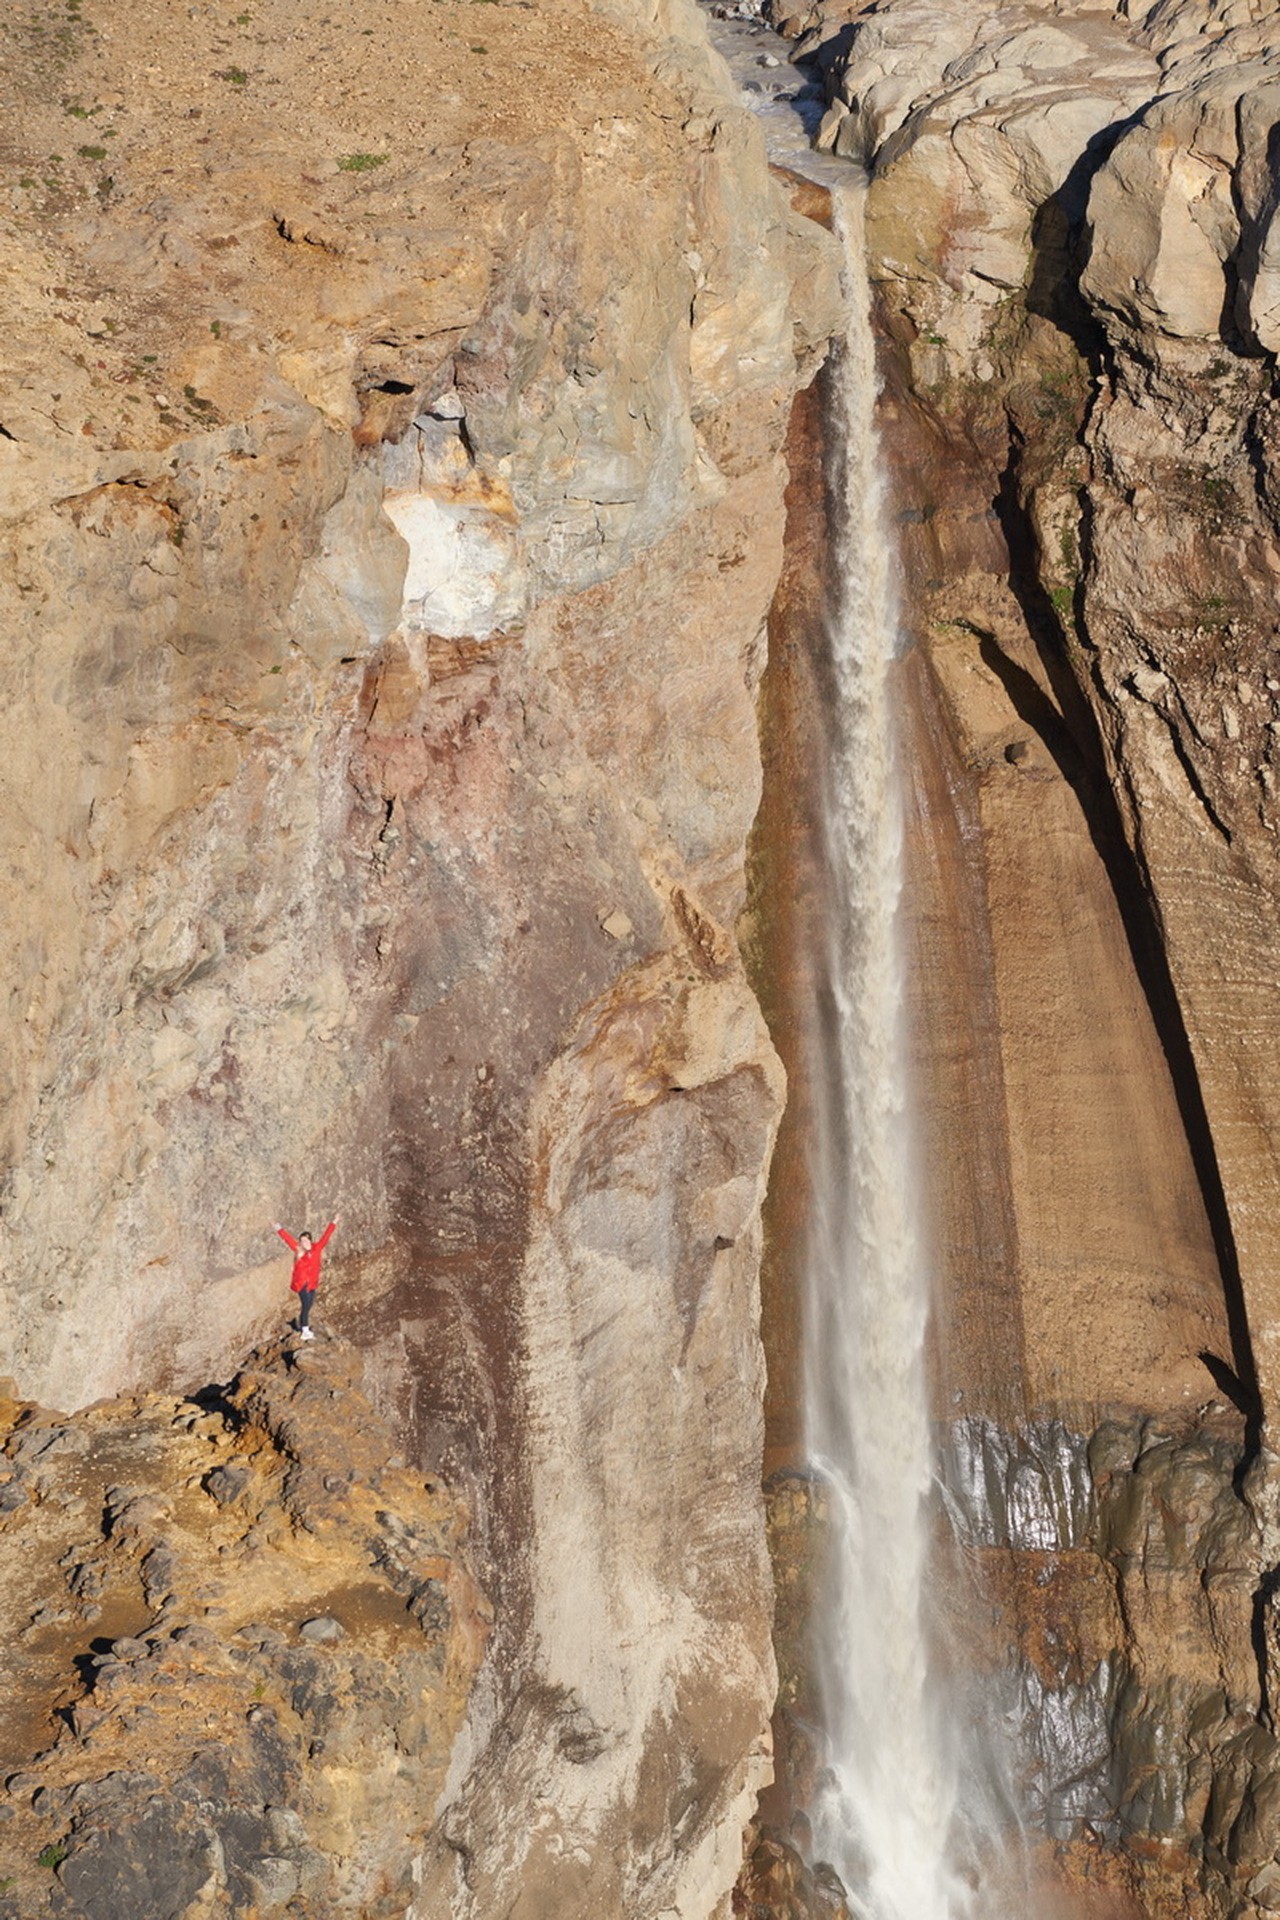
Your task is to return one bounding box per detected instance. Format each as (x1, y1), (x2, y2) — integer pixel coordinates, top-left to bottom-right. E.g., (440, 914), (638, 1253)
(0, 1338), (487, 1920)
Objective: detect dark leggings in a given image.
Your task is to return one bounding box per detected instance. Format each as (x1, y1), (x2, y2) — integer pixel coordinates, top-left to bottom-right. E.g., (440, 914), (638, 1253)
(298, 1288), (316, 1329)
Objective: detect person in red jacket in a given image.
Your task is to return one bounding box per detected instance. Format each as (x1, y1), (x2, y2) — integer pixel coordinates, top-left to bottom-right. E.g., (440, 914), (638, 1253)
(273, 1216), (339, 1340)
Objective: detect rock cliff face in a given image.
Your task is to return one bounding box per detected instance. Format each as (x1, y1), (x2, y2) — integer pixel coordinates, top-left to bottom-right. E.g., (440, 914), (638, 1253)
(14, 0), (1280, 1907)
(746, 0), (1280, 1912)
(0, 0), (842, 1912)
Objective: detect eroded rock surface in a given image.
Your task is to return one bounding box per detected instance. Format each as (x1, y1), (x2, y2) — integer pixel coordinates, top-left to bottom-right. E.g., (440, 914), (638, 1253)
(734, 0), (1280, 1910)
(0, 0), (844, 1911)
(0, 1338), (486, 1920)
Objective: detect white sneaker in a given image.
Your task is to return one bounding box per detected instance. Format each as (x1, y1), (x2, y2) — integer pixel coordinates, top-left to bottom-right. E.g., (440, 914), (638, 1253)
(301, 1326), (315, 1341)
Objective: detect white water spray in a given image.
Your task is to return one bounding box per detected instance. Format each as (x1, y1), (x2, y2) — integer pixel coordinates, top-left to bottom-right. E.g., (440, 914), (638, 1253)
(801, 184), (976, 1920)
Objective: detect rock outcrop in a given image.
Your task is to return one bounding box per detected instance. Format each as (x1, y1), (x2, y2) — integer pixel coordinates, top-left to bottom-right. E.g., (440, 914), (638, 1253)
(0, 0), (842, 1912)
(0, 1337), (486, 1919)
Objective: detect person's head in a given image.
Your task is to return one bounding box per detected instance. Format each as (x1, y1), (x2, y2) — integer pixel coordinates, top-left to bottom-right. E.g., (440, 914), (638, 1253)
(299, 1231), (313, 1250)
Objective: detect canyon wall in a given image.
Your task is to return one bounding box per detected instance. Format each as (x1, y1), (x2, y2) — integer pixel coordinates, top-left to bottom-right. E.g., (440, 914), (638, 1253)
(0, 0), (842, 1912)
(749, 0), (1280, 1912)
(10, 0), (1280, 1910)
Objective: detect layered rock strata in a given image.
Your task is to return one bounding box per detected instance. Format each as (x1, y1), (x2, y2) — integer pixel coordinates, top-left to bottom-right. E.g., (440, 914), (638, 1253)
(740, 0), (1280, 1911)
(0, 0), (842, 1911)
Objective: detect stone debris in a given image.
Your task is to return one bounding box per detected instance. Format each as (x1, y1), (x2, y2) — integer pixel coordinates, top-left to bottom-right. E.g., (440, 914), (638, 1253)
(733, 1825), (854, 1919)
(297, 1616), (345, 1644)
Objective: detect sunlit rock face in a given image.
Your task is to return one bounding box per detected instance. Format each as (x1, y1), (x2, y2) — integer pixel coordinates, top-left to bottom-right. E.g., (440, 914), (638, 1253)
(744, 0), (1280, 1911)
(0, 1340), (487, 1920)
(0, 0), (843, 1910)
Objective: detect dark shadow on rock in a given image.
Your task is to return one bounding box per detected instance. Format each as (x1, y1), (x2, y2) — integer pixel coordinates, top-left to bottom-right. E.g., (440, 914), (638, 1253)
(976, 629), (1087, 793)
(69, 1636), (118, 1700)
(185, 1380), (247, 1431)
(1200, 1350), (1258, 1421)
(791, 21), (856, 98)
(1026, 113), (1145, 360)
(1224, 121), (1280, 357)
(1253, 1564), (1280, 1730)
(992, 441), (1262, 1459)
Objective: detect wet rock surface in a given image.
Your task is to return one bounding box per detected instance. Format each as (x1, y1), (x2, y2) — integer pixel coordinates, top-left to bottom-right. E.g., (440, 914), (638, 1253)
(733, 1823), (853, 1920)
(942, 1412), (1267, 1860)
(762, 1407), (1280, 1915)
(0, 1340), (487, 1919)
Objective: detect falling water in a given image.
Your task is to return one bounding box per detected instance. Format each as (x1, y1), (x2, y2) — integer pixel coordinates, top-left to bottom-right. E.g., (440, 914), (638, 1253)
(685, 7), (1031, 1884)
(801, 183), (975, 1920)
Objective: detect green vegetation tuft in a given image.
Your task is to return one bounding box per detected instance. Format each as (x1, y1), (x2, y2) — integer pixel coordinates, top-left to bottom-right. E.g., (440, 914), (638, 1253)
(77, 143), (106, 159)
(336, 150), (388, 172)
(220, 65), (248, 83)
(38, 1844), (68, 1870)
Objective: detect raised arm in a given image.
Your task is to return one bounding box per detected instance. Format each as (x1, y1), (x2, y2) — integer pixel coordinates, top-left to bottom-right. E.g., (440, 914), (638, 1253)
(274, 1223), (300, 1252)
(315, 1218), (338, 1252)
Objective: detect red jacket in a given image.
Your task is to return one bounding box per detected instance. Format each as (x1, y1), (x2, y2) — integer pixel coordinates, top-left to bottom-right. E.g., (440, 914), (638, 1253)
(278, 1221), (336, 1292)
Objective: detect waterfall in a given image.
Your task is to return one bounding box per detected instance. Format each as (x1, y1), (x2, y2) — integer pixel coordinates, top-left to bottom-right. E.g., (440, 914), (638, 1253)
(801, 182), (975, 1920)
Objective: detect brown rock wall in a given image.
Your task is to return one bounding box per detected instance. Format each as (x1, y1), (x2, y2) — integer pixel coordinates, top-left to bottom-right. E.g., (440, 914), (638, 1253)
(737, 2), (1280, 1899)
(748, 311), (1264, 1912)
(0, 0), (844, 1912)
(748, 372), (832, 1480)
(903, 609), (1231, 1421)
